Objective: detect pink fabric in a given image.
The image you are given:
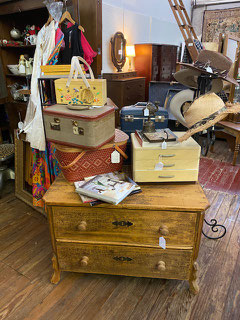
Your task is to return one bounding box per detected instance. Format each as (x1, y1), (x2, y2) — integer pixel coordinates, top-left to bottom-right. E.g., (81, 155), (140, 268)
(55, 28), (65, 48)
(67, 22), (97, 70)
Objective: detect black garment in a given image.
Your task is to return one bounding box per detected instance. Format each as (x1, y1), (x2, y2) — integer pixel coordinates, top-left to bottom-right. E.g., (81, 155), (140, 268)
(58, 23), (84, 64)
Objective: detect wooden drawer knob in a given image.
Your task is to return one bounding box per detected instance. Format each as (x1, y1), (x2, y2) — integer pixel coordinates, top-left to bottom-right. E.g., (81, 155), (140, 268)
(80, 256), (89, 267)
(77, 221), (87, 231)
(157, 261), (166, 271)
(159, 225), (169, 236)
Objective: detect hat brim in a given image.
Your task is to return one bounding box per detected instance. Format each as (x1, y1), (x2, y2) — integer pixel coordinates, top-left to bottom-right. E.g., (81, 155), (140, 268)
(178, 102), (240, 142)
(178, 62), (238, 86)
(174, 69), (223, 93)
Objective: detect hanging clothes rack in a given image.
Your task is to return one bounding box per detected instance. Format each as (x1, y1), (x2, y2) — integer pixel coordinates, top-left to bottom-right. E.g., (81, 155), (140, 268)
(59, 0), (84, 32)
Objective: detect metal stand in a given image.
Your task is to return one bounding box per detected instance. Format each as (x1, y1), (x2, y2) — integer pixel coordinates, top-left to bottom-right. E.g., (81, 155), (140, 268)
(202, 219), (227, 240)
(195, 74), (227, 240)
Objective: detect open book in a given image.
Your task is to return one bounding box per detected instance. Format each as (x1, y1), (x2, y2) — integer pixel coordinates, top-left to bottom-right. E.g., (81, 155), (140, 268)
(75, 172), (136, 205)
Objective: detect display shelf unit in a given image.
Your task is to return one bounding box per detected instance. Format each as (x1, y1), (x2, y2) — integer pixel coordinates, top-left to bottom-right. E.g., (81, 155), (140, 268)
(0, 0), (102, 212)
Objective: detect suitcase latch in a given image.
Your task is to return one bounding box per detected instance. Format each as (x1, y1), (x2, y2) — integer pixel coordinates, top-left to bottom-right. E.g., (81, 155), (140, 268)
(72, 120), (84, 135)
(124, 115), (134, 122)
(50, 118), (61, 131)
(155, 115), (165, 123)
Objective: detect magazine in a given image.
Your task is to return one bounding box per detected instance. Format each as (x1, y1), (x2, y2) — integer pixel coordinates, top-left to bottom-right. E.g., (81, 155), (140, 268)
(74, 172), (141, 205)
(75, 172), (136, 205)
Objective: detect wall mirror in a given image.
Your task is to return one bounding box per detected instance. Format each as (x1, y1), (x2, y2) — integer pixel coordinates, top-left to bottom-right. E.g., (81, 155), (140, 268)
(110, 32), (126, 72)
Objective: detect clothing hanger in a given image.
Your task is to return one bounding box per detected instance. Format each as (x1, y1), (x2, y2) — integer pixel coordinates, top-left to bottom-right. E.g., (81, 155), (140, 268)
(59, 0), (85, 32)
(45, 14), (54, 27)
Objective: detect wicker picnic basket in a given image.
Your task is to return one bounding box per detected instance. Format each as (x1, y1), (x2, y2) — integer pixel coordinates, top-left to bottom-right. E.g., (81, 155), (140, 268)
(54, 129), (128, 182)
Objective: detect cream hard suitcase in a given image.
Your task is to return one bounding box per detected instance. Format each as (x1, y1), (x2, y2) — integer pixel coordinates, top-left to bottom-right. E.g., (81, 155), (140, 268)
(54, 56), (107, 107)
(43, 104), (115, 149)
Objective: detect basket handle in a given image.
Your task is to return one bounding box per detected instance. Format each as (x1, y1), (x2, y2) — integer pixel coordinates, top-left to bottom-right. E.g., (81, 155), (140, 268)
(56, 145), (128, 170)
(58, 150), (87, 169)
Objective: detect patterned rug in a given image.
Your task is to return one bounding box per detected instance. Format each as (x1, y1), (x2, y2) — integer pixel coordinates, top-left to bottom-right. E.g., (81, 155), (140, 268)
(199, 158), (240, 195)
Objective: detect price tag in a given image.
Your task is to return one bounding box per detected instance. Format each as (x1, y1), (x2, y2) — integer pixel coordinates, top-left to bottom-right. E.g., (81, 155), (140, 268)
(18, 121), (24, 130)
(159, 237), (166, 249)
(162, 141), (167, 149)
(155, 155), (163, 170)
(144, 108), (149, 116)
(111, 150), (120, 163)
(155, 162), (163, 171)
(206, 66), (213, 73)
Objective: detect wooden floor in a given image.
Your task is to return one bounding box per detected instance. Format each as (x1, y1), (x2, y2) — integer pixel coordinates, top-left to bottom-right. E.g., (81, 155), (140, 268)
(0, 140), (240, 320)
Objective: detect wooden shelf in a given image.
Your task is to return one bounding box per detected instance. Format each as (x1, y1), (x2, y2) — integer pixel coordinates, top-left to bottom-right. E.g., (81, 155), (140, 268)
(11, 101), (28, 105)
(6, 74), (31, 78)
(0, 45), (36, 49)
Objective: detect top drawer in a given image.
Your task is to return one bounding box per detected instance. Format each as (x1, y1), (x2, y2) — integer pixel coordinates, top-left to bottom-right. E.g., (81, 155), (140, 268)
(52, 206), (197, 248)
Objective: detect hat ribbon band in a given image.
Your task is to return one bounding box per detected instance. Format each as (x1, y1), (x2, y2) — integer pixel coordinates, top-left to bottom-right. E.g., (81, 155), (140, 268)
(194, 61), (228, 78)
(189, 106), (227, 130)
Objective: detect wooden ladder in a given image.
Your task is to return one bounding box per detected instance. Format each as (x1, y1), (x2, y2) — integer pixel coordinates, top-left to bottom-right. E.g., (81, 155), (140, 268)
(168, 0), (199, 62)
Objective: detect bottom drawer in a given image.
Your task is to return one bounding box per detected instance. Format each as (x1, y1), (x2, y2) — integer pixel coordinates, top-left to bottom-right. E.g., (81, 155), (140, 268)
(133, 169), (198, 182)
(57, 242), (192, 280)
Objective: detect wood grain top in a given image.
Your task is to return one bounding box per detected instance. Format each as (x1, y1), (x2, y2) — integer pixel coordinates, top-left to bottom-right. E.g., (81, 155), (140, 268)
(219, 121), (240, 131)
(43, 174), (209, 212)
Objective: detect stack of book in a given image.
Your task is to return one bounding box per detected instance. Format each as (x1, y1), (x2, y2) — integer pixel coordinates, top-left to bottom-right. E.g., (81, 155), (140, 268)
(75, 172), (141, 206)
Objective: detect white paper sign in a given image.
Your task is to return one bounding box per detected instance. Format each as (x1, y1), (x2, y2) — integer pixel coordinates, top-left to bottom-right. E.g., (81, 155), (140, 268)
(159, 237), (166, 249)
(162, 141), (167, 149)
(144, 108), (149, 116)
(111, 150), (120, 163)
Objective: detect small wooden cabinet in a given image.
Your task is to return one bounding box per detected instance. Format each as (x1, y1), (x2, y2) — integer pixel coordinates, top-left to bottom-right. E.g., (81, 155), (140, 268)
(44, 174), (209, 294)
(103, 72), (145, 125)
(135, 44), (178, 99)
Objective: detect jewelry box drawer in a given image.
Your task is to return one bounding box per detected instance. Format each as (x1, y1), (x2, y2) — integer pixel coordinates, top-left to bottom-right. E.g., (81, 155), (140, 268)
(57, 242), (192, 280)
(132, 149), (200, 162)
(134, 157), (199, 170)
(52, 207), (197, 247)
(133, 169), (199, 183)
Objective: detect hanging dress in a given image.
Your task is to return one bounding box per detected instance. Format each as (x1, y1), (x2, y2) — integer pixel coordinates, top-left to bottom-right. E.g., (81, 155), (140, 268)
(22, 21), (61, 207)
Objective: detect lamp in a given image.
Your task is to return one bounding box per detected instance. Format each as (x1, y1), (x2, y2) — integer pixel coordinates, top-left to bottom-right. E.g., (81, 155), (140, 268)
(126, 45), (135, 71)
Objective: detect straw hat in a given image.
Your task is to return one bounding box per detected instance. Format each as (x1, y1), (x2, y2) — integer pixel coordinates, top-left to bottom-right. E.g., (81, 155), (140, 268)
(169, 89), (194, 126)
(174, 69), (223, 93)
(178, 93), (240, 142)
(178, 50), (238, 86)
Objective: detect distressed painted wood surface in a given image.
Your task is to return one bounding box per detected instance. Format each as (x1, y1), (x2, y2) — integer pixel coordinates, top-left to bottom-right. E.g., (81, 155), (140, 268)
(53, 206), (197, 247)
(43, 174), (209, 212)
(57, 242), (192, 280)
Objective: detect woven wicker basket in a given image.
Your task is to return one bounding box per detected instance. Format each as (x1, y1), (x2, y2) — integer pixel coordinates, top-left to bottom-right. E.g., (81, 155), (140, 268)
(54, 129), (128, 182)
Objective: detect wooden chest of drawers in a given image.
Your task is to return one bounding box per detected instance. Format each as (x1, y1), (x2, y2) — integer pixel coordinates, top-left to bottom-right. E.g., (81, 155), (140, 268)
(102, 75), (146, 125)
(43, 174), (209, 294)
(132, 132), (201, 183)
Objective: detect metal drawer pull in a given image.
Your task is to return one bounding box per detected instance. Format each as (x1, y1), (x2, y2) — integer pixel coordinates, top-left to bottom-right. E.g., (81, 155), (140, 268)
(158, 175), (175, 179)
(80, 256), (89, 267)
(163, 164), (175, 168)
(161, 154), (176, 158)
(112, 221), (133, 227)
(157, 261), (166, 271)
(159, 225), (169, 236)
(113, 256), (132, 262)
(77, 221), (87, 231)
